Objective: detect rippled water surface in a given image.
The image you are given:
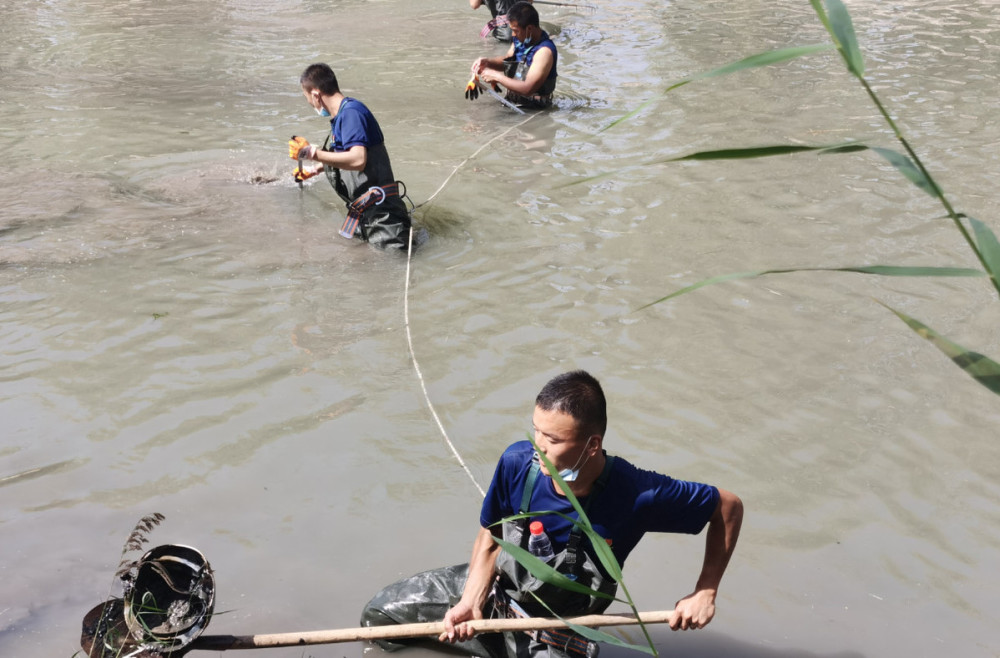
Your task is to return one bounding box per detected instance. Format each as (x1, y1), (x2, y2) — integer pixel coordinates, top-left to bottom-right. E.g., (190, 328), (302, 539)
(2, 1), (999, 657)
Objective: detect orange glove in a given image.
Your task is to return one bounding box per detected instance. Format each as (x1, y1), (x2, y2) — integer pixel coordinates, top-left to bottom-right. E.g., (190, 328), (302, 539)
(288, 135), (316, 160)
(293, 166), (321, 182)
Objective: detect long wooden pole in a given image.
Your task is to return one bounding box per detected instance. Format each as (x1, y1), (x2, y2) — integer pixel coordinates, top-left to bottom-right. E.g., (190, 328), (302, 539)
(191, 610), (676, 651)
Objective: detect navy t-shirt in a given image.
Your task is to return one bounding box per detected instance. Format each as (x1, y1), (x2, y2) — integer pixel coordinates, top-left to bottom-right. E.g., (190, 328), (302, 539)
(481, 441), (719, 566)
(330, 97), (385, 152)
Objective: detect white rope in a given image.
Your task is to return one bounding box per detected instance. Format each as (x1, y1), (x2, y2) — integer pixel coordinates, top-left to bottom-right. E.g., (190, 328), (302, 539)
(414, 113), (537, 210)
(404, 113), (537, 497)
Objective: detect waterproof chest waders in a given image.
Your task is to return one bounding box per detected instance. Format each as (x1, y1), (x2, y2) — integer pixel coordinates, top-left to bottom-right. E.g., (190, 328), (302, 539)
(322, 137), (413, 251)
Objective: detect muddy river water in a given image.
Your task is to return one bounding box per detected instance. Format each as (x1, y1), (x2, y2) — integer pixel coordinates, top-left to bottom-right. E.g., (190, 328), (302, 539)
(2, 1), (999, 657)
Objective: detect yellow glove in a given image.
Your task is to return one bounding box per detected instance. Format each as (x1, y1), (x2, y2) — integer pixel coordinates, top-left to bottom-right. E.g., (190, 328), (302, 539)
(288, 135), (316, 160)
(293, 166), (321, 182)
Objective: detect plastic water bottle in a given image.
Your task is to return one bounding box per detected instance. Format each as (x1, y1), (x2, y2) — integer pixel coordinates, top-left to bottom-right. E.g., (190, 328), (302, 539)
(528, 521), (555, 562)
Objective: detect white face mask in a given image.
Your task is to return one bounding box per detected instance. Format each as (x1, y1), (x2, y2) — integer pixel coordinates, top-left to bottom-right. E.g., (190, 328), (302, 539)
(554, 437), (593, 483)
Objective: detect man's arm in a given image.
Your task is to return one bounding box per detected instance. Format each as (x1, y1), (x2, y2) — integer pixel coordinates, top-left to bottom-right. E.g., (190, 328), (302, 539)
(471, 43), (515, 78)
(478, 46), (553, 96)
(439, 525), (502, 643)
(672, 487), (743, 630)
(312, 144), (367, 172)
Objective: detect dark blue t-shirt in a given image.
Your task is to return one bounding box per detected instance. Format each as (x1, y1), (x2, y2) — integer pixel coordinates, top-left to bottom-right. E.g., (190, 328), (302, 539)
(481, 441), (719, 566)
(330, 97), (385, 152)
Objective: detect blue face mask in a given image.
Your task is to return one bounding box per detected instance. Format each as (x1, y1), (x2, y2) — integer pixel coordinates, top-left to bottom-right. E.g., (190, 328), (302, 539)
(552, 437), (593, 483)
(316, 106), (331, 117)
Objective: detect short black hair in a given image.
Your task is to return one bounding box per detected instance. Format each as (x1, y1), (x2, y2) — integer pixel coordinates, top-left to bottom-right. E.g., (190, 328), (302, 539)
(507, 1), (539, 28)
(300, 63), (340, 95)
(535, 370), (607, 437)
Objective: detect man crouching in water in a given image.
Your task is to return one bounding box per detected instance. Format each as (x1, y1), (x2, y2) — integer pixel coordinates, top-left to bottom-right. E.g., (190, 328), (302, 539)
(471, 2), (557, 109)
(289, 63), (411, 251)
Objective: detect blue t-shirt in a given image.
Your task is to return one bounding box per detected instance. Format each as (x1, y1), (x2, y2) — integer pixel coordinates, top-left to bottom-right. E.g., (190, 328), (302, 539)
(330, 97), (385, 152)
(481, 441), (719, 566)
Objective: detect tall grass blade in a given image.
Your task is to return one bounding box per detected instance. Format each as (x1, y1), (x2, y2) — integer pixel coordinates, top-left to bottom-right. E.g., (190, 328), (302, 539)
(879, 303), (1000, 395)
(492, 536), (620, 601)
(601, 44), (833, 132)
(825, 0), (864, 76)
(967, 216), (1000, 282)
(662, 144), (836, 162)
(494, 509), (625, 584)
(640, 265), (985, 309)
(562, 142), (860, 188)
(870, 147), (938, 198)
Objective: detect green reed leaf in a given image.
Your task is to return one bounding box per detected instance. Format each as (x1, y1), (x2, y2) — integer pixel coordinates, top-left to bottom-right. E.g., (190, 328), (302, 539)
(491, 536), (620, 601)
(529, 595), (657, 656)
(812, 0), (864, 76)
(641, 266), (985, 309)
(492, 509), (623, 583)
(878, 303), (1000, 395)
(660, 144), (833, 162)
(827, 0), (864, 76)
(870, 147), (938, 198)
(601, 44), (833, 132)
(967, 216), (1000, 281)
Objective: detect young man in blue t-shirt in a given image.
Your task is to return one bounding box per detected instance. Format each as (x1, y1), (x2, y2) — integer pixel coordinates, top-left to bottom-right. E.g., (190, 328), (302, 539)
(289, 63), (411, 251)
(362, 370), (743, 658)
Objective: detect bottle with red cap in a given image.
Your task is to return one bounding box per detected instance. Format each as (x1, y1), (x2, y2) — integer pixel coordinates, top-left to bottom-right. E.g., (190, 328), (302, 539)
(527, 520), (555, 562)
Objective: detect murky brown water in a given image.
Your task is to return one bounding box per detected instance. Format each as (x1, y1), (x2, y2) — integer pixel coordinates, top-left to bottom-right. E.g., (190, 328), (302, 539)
(2, 1), (999, 657)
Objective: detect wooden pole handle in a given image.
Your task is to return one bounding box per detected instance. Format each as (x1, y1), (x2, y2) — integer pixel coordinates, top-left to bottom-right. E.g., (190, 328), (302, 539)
(192, 610), (677, 651)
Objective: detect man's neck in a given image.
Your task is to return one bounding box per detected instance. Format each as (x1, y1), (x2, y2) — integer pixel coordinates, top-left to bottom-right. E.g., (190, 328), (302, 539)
(323, 91), (346, 118)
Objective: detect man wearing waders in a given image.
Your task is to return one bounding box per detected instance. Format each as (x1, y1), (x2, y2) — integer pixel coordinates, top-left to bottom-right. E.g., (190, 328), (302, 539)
(289, 63), (411, 251)
(469, 2), (557, 109)
(470, 0), (531, 42)
(361, 370), (744, 658)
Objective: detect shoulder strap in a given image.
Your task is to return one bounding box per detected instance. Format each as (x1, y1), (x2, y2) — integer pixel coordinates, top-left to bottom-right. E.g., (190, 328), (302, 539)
(518, 459), (541, 514)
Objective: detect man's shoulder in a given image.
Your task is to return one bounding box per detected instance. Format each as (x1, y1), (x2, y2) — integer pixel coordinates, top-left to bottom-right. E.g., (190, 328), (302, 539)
(340, 97), (375, 118)
(499, 440), (535, 464)
(605, 454), (671, 491)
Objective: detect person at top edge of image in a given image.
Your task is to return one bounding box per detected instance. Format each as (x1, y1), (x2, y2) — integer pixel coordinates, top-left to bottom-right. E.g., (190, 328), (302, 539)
(470, 1), (557, 109)
(470, 0), (532, 42)
(361, 370), (744, 658)
(288, 63), (412, 251)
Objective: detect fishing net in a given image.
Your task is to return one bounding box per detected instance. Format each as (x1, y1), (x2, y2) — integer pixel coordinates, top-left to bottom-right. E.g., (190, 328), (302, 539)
(81, 544), (215, 657)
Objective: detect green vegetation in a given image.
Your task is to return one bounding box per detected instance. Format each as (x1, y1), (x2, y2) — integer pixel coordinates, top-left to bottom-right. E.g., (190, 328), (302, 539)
(600, 0), (1000, 396)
